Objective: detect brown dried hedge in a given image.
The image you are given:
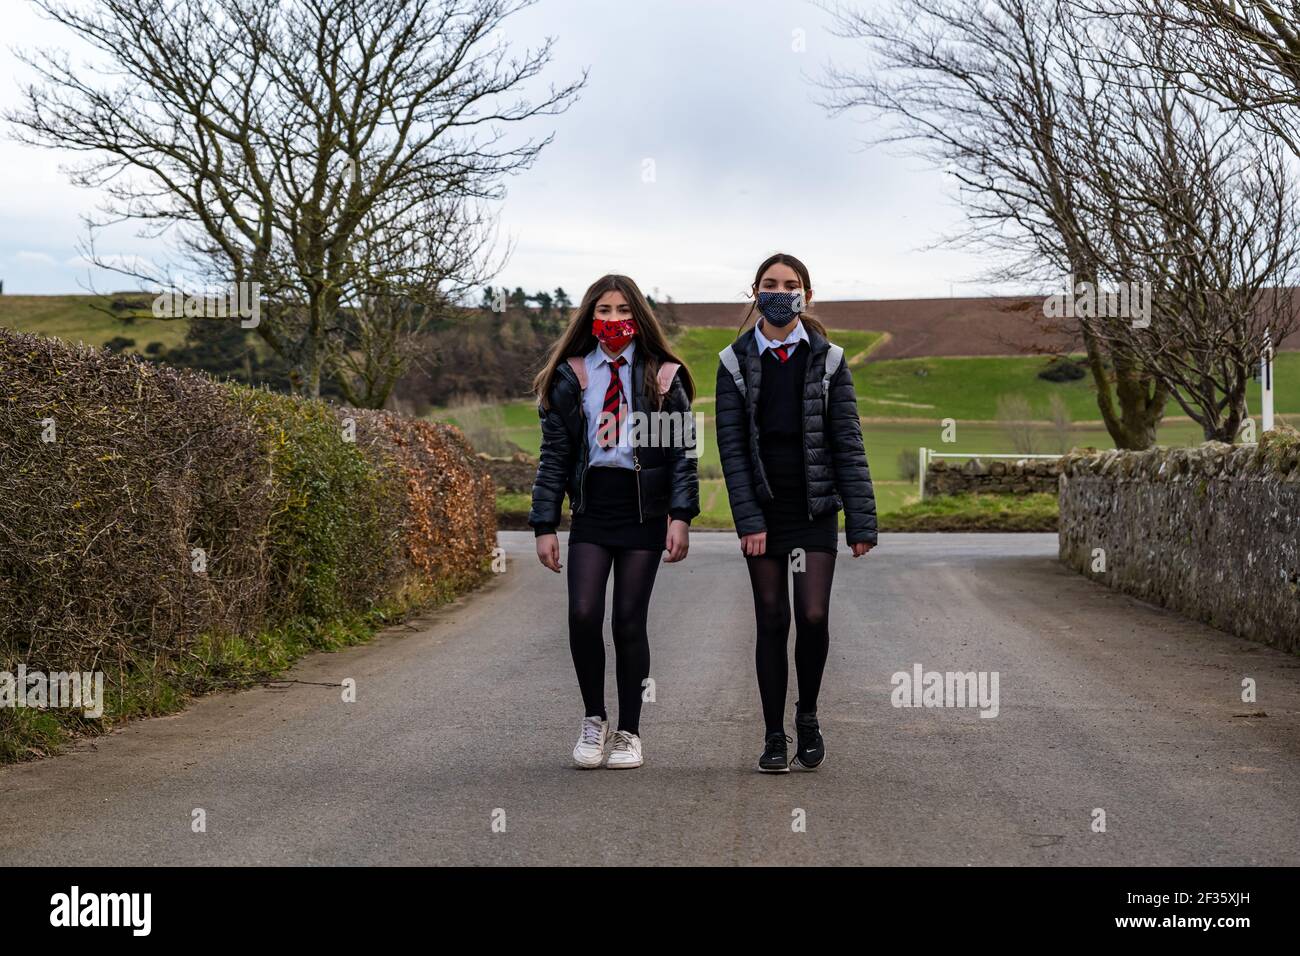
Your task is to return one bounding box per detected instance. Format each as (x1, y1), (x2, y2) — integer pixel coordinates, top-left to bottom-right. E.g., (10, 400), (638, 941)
(0, 328), (496, 757)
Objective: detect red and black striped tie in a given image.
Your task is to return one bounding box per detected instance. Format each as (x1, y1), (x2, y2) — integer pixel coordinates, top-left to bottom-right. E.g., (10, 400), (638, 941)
(599, 356), (628, 448)
(774, 343), (793, 363)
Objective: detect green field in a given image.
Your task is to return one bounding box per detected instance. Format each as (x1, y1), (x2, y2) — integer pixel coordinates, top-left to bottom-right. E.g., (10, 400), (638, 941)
(483, 411), (1220, 518)
(668, 326), (885, 400)
(880, 492), (1058, 532)
(441, 326), (1295, 518)
(6, 302), (1292, 518)
(0, 294), (191, 352)
(852, 351), (1300, 422)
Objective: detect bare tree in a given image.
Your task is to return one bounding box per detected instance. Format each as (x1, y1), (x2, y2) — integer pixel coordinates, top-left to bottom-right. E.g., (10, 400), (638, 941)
(816, 0), (1169, 449)
(328, 190), (497, 408)
(1048, 393), (1073, 452)
(1103, 1), (1300, 156)
(7, 0), (583, 399)
(996, 394), (1039, 454)
(1066, 56), (1300, 441)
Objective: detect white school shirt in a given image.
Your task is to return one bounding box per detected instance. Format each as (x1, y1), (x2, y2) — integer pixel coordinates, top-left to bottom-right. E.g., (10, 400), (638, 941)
(753, 316), (809, 357)
(583, 339), (636, 469)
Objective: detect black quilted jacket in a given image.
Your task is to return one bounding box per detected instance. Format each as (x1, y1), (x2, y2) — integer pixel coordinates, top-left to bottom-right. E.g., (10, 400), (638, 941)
(528, 354), (700, 535)
(714, 326), (877, 545)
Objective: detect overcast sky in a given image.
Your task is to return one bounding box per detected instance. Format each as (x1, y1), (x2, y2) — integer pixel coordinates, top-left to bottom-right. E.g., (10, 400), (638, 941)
(0, 0), (1006, 302)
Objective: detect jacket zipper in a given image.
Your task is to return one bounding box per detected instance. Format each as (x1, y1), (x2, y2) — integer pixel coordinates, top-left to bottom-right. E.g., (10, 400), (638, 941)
(631, 360), (643, 523)
(801, 350), (814, 521)
(748, 353), (773, 506)
(575, 367), (589, 515)
(578, 417), (589, 514)
(632, 451), (643, 523)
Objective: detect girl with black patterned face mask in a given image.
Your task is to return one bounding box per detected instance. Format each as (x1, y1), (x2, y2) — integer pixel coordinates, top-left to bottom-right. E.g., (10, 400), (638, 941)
(715, 252), (878, 772)
(529, 274), (699, 769)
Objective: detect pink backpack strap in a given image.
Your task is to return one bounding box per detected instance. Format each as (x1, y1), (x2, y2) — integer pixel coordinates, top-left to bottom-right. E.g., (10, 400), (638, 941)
(566, 355), (588, 389)
(656, 361), (680, 396)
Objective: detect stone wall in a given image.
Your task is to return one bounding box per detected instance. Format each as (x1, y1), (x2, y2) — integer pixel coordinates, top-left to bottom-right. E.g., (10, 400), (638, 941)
(925, 456), (1062, 496)
(1058, 429), (1300, 653)
(480, 450), (538, 494)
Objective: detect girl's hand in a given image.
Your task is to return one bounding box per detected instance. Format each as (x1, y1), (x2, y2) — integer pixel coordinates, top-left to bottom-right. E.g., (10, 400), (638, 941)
(850, 541), (874, 557)
(536, 533), (562, 572)
(663, 519), (690, 562)
(740, 531), (767, 557)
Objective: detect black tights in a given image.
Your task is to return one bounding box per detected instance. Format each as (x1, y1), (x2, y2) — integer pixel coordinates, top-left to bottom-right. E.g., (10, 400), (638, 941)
(566, 542), (662, 735)
(745, 550), (836, 735)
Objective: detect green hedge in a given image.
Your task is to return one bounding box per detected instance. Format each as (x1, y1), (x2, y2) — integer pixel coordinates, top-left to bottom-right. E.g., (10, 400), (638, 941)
(0, 328), (496, 761)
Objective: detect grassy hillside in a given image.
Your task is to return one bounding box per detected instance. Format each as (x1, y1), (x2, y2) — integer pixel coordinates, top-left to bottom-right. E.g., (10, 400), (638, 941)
(8, 300), (1292, 517)
(0, 294), (190, 352)
(669, 326), (884, 400)
(448, 326), (1296, 520)
(10, 297), (1292, 421)
(853, 351), (1300, 421)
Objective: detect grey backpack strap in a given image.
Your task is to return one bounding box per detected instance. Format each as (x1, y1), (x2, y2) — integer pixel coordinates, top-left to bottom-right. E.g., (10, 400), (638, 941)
(822, 344), (844, 413)
(718, 345), (746, 398)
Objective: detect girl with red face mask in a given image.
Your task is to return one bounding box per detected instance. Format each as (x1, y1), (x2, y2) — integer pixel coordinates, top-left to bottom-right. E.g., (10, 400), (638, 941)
(529, 274), (700, 769)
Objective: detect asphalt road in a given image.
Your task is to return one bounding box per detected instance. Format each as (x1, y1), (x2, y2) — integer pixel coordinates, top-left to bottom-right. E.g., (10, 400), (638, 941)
(2, 531), (1298, 865)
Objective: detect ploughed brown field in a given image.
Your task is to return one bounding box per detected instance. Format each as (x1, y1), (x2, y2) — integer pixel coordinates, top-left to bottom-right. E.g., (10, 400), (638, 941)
(672, 296), (1300, 359)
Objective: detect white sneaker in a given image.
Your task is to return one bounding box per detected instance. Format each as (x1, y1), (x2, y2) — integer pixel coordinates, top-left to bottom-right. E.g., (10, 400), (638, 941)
(573, 715), (608, 768)
(605, 730), (643, 769)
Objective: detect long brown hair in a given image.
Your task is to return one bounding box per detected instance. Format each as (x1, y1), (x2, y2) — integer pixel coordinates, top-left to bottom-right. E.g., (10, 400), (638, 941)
(532, 274), (696, 410)
(737, 252), (829, 339)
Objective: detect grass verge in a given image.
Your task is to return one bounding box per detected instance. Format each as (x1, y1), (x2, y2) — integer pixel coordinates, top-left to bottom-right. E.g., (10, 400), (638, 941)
(0, 573), (484, 764)
(879, 493), (1058, 532)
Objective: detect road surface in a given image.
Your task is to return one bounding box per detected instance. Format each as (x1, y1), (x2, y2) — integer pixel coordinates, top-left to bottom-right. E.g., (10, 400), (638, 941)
(2, 531), (1297, 865)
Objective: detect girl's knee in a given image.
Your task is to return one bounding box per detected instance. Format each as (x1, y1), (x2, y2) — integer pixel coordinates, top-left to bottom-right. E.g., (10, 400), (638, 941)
(610, 613), (648, 646)
(798, 606), (829, 631)
(568, 602), (604, 634)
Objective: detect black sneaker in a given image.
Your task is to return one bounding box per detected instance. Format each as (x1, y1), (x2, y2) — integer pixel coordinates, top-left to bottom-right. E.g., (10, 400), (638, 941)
(758, 731), (791, 773)
(792, 704), (824, 770)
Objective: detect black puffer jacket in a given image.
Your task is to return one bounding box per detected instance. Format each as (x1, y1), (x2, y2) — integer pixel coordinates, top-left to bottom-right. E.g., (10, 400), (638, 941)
(528, 352), (700, 535)
(715, 326), (877, 545)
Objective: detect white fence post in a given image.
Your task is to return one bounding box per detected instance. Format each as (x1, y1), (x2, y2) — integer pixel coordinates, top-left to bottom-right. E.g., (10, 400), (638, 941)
(1262, 327), (1275, 434)
(918, 447), (928, 501)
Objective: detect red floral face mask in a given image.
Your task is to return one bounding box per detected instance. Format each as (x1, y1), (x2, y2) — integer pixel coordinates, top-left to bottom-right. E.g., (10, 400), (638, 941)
(592, 316), (637, 352)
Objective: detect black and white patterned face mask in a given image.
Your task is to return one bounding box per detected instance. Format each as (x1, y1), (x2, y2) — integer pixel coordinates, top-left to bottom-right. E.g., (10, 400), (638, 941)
(756, 290), (804, 328)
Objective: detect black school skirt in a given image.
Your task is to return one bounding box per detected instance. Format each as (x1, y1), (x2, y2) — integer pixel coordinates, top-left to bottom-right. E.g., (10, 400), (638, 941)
(569, 465), (667, 552)
(759, 437), (838, 555)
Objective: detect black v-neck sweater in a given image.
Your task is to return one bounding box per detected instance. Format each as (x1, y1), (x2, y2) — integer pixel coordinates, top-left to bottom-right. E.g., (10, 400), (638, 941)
(757, 343), (807, 486)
